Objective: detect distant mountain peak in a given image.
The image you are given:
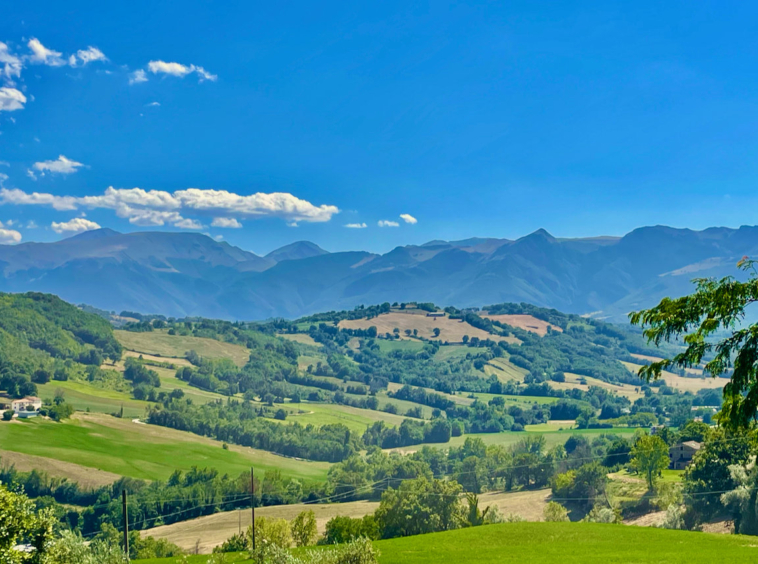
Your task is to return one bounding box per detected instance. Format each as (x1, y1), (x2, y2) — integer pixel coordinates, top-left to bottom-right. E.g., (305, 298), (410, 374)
(266, 241), (329, 262)
(64, 228), (121, 242)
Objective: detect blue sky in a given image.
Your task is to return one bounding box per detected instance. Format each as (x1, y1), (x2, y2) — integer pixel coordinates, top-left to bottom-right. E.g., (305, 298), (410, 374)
(1, 1), (757, 255)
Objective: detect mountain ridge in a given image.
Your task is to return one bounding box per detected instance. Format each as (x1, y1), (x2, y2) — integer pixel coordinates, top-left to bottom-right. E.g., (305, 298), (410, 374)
(0, 225), (755, 321)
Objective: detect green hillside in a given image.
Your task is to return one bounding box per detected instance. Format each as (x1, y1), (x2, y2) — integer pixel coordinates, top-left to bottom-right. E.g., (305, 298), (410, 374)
(133, 522), (758, 563)
(0, 292), (123, 399)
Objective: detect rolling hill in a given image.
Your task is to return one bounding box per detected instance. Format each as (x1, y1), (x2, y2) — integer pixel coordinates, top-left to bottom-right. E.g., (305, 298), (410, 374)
(0, 225), (756, 320)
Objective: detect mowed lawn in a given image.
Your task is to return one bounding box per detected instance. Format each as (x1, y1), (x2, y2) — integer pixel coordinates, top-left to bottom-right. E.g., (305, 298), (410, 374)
(134, 522), (758, 563)
(115, 330), (251, 367)
(0, 413), (330, 482)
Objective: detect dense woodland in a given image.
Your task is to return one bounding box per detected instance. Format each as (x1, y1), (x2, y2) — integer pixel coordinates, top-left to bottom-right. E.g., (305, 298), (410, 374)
(0, 293), (122, 399)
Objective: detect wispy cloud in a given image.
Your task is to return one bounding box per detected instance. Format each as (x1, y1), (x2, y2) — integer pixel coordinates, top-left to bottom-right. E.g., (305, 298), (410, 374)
(30, 155), (85, 177)
(129, 69), (148, 85)
(145, 101), (160, 107)
(211, 217), (242, 228)
(146, 60), (217, 82)
(27, 38), (66, 67)
(378, 220), (399, 227)
(0, 42), (22, 82)
(400, 213), (417, 224)
(0, 87), (26, 112)
(69, 46), (107, 67)
(51, 217), (100, 234)
(345, 222), (367, 229)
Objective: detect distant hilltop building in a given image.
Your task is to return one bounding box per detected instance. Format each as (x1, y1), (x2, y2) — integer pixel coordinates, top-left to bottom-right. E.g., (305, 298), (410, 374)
(669, 441), (701, 470)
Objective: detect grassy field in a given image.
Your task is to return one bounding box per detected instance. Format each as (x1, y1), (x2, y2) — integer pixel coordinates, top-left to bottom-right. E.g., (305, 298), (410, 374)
(37, 380), (151, 418)
(134, 522), (758, 563)
(484, 357), (529, 382)
(394, 427), (638, 451)
(621, 361), (725, 392)
(286, 402), (410, 433)
(0, 413), (330, 482)
(376, 339), (426, 353)
(277, 333), (321, 347)
(115, 330), (251, 366)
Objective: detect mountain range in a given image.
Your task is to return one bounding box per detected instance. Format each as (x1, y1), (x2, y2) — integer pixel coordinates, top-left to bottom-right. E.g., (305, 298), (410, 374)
(0, 225), (754, 321)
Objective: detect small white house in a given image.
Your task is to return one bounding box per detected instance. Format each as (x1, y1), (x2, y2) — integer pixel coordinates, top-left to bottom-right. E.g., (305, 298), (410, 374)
(11, 396), (42, 414)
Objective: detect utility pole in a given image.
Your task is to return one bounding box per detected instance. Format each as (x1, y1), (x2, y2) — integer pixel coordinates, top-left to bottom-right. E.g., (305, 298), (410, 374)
(122, 490), (129, 561)
(251, 467), (256, 551)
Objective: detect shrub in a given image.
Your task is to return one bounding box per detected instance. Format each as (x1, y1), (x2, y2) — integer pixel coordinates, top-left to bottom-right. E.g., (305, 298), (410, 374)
(660, 504), (685, 530)
(543, 501), (569, 522)
(291, 510), (318, 547)
(249, 517), (292, 552)
(213, 532), (247, 553)
(2, 410), (13, 421)
(306, 538), (379, 564)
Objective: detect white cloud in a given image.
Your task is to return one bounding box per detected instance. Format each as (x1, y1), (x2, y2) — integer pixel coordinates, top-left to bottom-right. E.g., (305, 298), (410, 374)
(0, 173), (7, 187)
(400, 213), (417, 224)
(129, 69), (148, 85)
(26, 220), (38, 229)
(70, 46), (107, 66)
(1, 188), (78, 210)
(146, 101), (160, 107)
(211, 217), (242, 228)
(27, 38), (65, 67)
(125, 209), (184, 226)
(0, 220), (21, 244)
(174, 218), (204, 230)
(51, 217), (101, 234)
(0, 42), (22, 82)
(148, 60), (193, 77)
(378, 220), (399, 227)
(0, 87), (26, 111)
(147, 60), (217, 82)
(0, 186), (339, 227)
(31, 155), (85, 175)
(345, 222), (367, 229)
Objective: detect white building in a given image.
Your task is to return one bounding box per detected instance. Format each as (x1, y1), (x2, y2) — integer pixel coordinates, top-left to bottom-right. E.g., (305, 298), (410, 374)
(11, 396), (42, 413)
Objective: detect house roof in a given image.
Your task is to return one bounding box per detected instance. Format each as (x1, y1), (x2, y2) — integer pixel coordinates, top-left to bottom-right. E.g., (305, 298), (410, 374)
(14, 396), (41, 402)
(681, 441), (702, 450)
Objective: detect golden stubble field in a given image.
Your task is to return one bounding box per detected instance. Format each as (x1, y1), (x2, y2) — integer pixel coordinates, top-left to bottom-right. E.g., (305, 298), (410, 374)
(480, 313), (562, 336)
(141, 489), (551, 553)
(338, 311), (520, 344)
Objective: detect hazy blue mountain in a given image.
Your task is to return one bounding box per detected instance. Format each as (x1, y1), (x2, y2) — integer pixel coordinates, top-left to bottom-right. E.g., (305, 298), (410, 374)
(265, 241), (329, 262)
(0, 225), (755, 320)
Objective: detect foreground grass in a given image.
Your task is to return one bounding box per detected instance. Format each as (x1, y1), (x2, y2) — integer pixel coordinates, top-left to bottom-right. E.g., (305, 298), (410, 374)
(134, 522), (758, 563)
(0, 414), (330, 482)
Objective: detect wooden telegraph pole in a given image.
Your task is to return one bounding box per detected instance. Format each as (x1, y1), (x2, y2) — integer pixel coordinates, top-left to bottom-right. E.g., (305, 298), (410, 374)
(122, 490), (130, 561)
(255, 468), (258, 552)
